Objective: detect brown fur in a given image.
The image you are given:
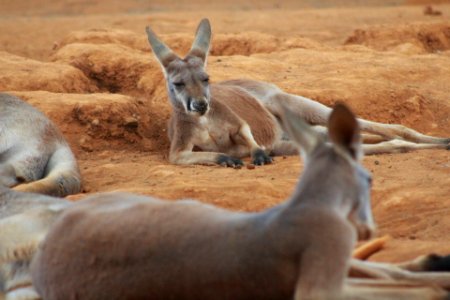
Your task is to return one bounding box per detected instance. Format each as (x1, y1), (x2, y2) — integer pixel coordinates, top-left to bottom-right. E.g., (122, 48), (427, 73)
(30, 104), (450, 300)
(212, 83), (278, 147)
(0, 93), (81, 197)
(145, 19), (449, 167)
(31, 104), (368, 300)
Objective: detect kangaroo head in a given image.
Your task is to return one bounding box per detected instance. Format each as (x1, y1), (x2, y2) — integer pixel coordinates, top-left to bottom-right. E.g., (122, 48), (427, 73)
(146, 19), (212, 116)
(282, 103), (375, 240)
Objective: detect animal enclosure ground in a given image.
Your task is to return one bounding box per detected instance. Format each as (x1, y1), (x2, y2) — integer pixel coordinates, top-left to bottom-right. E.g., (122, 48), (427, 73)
(1, 0), (450, 263)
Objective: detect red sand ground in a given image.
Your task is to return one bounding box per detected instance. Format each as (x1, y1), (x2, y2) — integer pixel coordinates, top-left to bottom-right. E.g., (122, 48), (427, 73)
(1, 0), (449, 263)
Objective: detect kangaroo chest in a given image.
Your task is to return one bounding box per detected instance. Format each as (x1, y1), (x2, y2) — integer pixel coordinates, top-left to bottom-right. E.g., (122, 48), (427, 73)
(190, 116), (238, 152)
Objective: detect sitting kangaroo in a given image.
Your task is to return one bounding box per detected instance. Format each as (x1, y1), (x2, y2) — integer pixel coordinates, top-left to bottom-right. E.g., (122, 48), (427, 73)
(145, 19), (450, 167)
(0, 93), (81, 196)
(30, 104), (450, 299)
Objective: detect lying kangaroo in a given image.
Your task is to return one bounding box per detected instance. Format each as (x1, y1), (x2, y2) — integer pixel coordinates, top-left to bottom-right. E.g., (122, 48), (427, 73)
(30, 104), (450, 299)
(145, 19), (450, 167)
(0, 93), (81, 196)
(0, 186), (71, 300)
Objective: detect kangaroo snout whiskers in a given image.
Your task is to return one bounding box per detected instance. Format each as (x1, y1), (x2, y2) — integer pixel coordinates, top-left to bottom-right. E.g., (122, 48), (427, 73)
(189, 98), (209, 115)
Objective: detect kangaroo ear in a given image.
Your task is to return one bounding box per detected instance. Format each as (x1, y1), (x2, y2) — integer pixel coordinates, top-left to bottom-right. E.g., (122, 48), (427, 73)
(280, 104), (321, 158)
(145, 26), (178, 69)
(328, 103), (362, 160)
(188, 18), (211, 65)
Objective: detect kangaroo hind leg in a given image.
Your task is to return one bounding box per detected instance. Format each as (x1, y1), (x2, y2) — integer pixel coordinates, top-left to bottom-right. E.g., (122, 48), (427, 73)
(362, 139), (449, 155)
(264, 92), (449, 146)
(13, 146), (81, 197)
(358, 119), (450, 145)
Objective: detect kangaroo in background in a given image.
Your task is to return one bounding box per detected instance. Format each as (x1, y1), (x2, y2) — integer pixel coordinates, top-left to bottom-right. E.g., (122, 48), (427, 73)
(30, 104), (450, 300)
(145, 19), (450, 167)
(0, 93), (81, 196)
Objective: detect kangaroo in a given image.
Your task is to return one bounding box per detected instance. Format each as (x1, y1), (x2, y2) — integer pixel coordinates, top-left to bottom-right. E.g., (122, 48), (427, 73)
(0, 186), (71, 300)
(145, 19), (450, 167)
(30, 104), (450, 299)
(0, 93), (81, 196)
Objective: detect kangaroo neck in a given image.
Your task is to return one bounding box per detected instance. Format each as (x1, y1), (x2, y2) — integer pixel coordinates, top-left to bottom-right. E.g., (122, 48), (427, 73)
(278, 158), (351, 224)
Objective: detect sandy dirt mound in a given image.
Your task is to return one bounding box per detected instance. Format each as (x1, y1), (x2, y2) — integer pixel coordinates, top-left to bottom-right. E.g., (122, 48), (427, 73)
(9, 91), (148, 153)
(0, 51), (98, 92)
(345, 21), (450, 53)
(56, 29), (324, 57)
(53, 43), (161, 94)
(251, 48), (450, 136)
(2, 5), (449, 61)
(54, 39), (450, 137)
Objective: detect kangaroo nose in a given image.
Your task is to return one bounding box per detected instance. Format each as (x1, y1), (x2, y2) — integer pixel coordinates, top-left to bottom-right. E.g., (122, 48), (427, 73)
(192, 101), (208, 115)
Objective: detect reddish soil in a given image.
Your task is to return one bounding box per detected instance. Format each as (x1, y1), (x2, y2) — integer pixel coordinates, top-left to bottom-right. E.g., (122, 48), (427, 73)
(1, 0), (449, 263)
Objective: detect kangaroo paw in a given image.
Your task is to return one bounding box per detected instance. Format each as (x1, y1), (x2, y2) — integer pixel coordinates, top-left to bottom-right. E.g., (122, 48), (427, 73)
(217, 155), (244, 168)
(251, 149), (273, 166)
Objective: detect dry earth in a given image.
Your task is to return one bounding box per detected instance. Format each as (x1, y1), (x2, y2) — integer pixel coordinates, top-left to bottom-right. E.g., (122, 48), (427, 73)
(1, 0), (450, 263)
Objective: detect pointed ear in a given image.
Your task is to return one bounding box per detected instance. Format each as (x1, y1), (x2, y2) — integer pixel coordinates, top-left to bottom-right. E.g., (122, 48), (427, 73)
(328, 103), (362, 159)
(188, 18), (211, 65)
(280, 104), (321, 158)
(145, 26), (178, 69)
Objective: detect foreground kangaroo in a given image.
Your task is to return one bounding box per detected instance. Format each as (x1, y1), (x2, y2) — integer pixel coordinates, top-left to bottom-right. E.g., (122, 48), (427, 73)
(30, 104), (450, 299)
(0, 93), (81, 196)
(145, 19), (450, 167)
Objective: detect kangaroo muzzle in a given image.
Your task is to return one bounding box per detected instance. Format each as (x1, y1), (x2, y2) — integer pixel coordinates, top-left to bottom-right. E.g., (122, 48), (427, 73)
(189, 99), (209, 115)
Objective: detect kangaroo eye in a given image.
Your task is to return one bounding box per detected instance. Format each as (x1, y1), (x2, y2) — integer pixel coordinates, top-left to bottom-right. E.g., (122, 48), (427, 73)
(202, 77), (209, 83)
(173, 82), (185, 88)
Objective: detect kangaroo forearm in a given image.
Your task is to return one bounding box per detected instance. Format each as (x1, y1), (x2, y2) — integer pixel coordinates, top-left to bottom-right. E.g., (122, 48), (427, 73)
(169, 151), (222, 165)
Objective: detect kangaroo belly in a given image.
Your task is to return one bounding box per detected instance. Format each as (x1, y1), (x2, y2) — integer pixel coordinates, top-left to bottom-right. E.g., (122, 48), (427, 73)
(211, 84), (281, 149)
(191, 118), (247, 155)
(191, 127), (222, 152)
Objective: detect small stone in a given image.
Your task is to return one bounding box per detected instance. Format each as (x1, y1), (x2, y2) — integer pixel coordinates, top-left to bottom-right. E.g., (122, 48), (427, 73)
(424, 5), (442, 16)
(374, 160), (380, 165)
(79, 136), (93, 152)
(124, 116), (139, 129)
(91, 119), (99, 126)
(246, 164), (256, 170)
